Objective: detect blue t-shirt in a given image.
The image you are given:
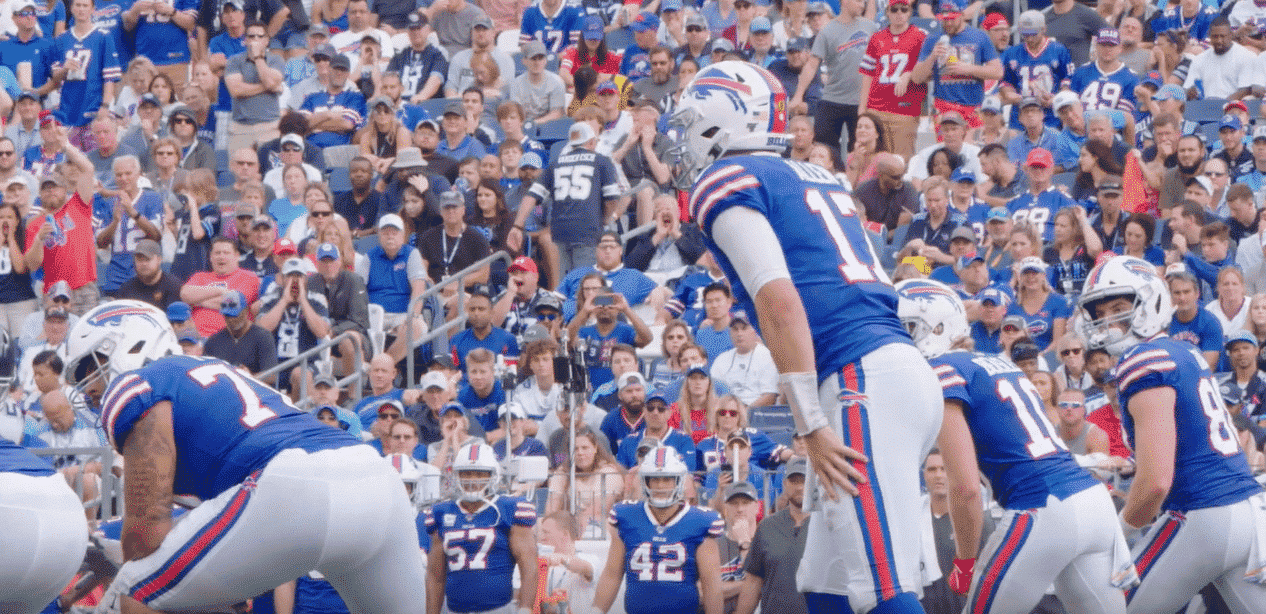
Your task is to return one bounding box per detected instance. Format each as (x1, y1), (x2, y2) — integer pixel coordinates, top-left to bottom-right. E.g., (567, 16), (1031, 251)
(492, 436), (549, 460)
(1168, 309), (1224, 357)
(0, 435), (55, 476)
(1069, 61), (1139, 116)
(971, 321), (1002, 354)
(916, 26), (997, 106)
(208, 32), (245, 113)
(620, 44), (651, 80)
(269, 197), (307, 235)
(1005, 292), (1071, 351)
(1006, 186), (1076, 244)
(52, 27), (122, 127)
(519, 4), (584, 53)
(457, 381), (506, 434)
(300, 88), (368, 148)
(559, 265), (658, 320)
(449, 326), (519, 372)
(354, 388), (406, 429)
(616, 428), (696, 470)
(578, 323), (638, 389)
(35, 1), (65, 43)
(0, 35), (55, 91)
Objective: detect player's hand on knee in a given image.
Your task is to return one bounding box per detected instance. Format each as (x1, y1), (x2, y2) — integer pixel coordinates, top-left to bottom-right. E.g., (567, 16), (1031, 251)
(949, 557), (974, 595)
(803, 428), (867, 499)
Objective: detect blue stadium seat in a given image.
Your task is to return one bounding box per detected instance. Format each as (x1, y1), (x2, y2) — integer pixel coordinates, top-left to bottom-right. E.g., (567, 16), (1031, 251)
(605, 27), (634, 52)
(535, 117), (575, 144)
(749, 405), (794, 433)
(512, 52), (526, 77)
(1184, 98), (1229, 124)
(545, 139), (567, 165)
(418, 97), (459, 119)
(328, 167), (352, 194)
(217, 171), (234, 188)
(767, 430), (795, 450)
(215, 149), (229, 174)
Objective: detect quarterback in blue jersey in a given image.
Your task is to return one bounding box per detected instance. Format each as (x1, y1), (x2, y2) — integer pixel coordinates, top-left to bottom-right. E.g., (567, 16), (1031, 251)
(63, 300), (426, 614)
(593, 446), (724, 614)
(426, 442), (538, 614)
(1077, 257), (1266, 613)
(898, 279), (1137, 613)
(0, 436), (88, 614)
(670, 61), (944, 614)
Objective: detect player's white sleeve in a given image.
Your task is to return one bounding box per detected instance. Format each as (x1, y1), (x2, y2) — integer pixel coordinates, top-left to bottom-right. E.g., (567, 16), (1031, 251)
(711, 207), (791, 297)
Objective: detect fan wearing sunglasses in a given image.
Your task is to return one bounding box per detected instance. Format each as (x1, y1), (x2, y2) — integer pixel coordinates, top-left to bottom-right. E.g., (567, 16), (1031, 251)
(1053, 333), (1094, 395)
(695, 393), (792, 477)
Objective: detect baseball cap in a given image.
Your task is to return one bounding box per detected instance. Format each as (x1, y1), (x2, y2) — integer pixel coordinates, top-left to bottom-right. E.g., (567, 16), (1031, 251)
(509, 256), (537, 274)
(1255, 125), (1266, 142)
(935, 0), (961, 18)
(311, 42), (336, 60)
(166, 301), (191, 323)
(499, 401), (528, 422)
(235, 202), (258, 218)
(1052, 90), (1080, 112)
(595, 80), (620, 96)
(1096, 28), (1120, 45)
(440, 190), (464, 208)
(1164, 262), (1192, 279)
(46, 280), (70, 301)
(1018, 256), (1047, 273)
(976, 287), (1010, 307)
(1154, 84), (1185, 101)
(522, 39), (547, 59)
(378, 213), (405, 230)
(519, 152), (543, 169)
(982, 12), (1009, 29)
(406, 11), (427, 28)
(730, 310), (751, 327)
(727, 430), (751, 445)
(618, 371), (647, 391)
(1227, 330), (1259, 349)
(472, 14), (494, 29)
(280, 133), (306, 151)
(1002, 315), (1026, 332)
(950, 226), (976, 243)
(421, 371), (449, 391)
(1017, 9), (1044, 35)
(440, 402), (465, 416)
(313, 373), (337, 388)
(368, 95), (393, 112)
(686, 363), (709, 377)
(415, 118), (440, 132)
(986, 206), (1010, 222)
(709, 38), (735, 53)
(443, 101), (464, 117)
(1220, 113), (1244, 132)
(1097, 176), (1124, 194)
(377, 399), (405, 417)
(1024, 148), (1054, 168)
(631, 11), (660, 31)
(957, 252), (985, 270)
(1225, 100), (1249, 115)
(806, 1), (831, 15)
(568, 121), (597, 146)
(662, 0), (683, 9)
(16, 90), (38, 104)
(725, 482), (758, 502)
(534, 293), (563, 314)
(220, 290), (246, 318)
(938, 111), (967, 126)
(281, 257), (306, 276)
(685, 13), (708, 28)
(221, 0), (242, 11)
(329, 54), (351, 72)
(169, 105), (197, 126)
(980, 96), (1002, 114)
(45, 306), (69, 321)
(133, 238), (161, 258)
(316, 242), (339, 261)
(950, 168), (976, 183)
(1018, 96), (1042, 110)
(1141, 71), (1164, 90)
(750, 16), (772, 33)
(786, 36), (810, 52)
(1186, 175), (1214, 195)
(582, 14), (604, 40)
(1010, 340), (1040, 362)
(646, 392), (669, 407)
(177, 329), (203, 345)
(138, 93), (161, 109)
(785, 457), (808, 477)
(252, 215), (274, 229)
(274, 238), (297, 255)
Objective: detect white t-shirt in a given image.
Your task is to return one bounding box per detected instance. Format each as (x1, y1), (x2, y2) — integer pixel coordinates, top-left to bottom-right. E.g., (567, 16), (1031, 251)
(263, 163), (324, 199)
(1184, 44), (1257, 99)
(905, 141), (984, 183)
(710, 343), (778, 406)
(1206, 297), (1250, 338)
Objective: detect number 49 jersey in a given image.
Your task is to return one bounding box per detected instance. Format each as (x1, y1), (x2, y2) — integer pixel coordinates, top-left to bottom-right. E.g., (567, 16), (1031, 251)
(931, 351), (1099, 509)
(1113, 337), (1263, 512)
(610, 501), (724, 614)
(691, 154), (913, 382)
(99, 355), (359, 501)
(860, 25), (928, 117)
(1069, 61), (1139, 115)
(425, 495), (537, 613)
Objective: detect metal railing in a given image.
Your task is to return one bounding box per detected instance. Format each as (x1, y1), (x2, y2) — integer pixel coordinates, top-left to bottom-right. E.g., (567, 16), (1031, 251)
(30, 446), (119, 518)
(404, 250), (514, 387)
(256, 329), (367, 405)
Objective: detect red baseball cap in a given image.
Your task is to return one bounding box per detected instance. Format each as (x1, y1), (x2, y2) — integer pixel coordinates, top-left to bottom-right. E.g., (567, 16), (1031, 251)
(508, 256), (538, 274)
(889, 0), (911, 5)
(936, 1), (962, 18)
(982, 13), (1009, 29)
(1225, 100), (1249, 114)
(274, 238), (297, 256)
(1025, 148), (1054, 169)
(38, 109), (56, 128)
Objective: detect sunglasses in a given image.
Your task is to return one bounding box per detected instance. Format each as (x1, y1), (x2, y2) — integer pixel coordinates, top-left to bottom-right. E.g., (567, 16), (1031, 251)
(1060, 348), (1083, 356)
(378, 412), (401, 419)
(537, 313), (558, 321)
(282, 145), (303, 152)
(14, 9), (35, 16)
(1057, 401), (1083, 409)
(717, 409), (739, 417)
(312, 210), (332, 217)
(171, 117), (195, 125)
(1205, 171), (1226, 177)
(646, 404), (670, 413)
(687, 25), (705, 32)
(1002, 325), (1021, 332)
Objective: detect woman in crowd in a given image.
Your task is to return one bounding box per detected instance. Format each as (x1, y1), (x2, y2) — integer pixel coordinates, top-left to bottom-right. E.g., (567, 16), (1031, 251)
(695, 394), (791, 474)
(269, 164), (311, 236)
(1008, 256), (1070, 352)
(661, 58), (699, 121)
(111, 56), (157, 125)
(1043, 206), (1102, 300)
(147, 137), (187, 205)
(1207, 266), (1250, 335)
(670, 363), (719, 442)
(1029, 369), (1060, 427)
(546, 428), (623, 536)
(1121, 212), (1165, 268)
(471, 52), (504, 102)
(286, 182), (338, 245)
(468, 178), (515, 288)
(772, 0), (812, 48)
(565, 272), (607, 324)
(560, 16), (622, 91)
(1072, 140), (1124, 203)
(1245, 294), (1266, 372)
(648, 321), (694, 392)
(515, 337), (562, 423)
(0, 202), (35, 335)
(359, 97), (411, 176)
(148, 73), (179, 119)
(168, 169), (220, 281)
(925, 148), (964, 185)
(808, 142), (849, 187)
(399, 183), (429, 248)
(845, 113), (888, 188)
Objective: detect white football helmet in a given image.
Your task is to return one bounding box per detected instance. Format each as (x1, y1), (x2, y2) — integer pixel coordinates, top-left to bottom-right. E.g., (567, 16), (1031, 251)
(896, 279), (970, 359)
(669, 61), (792, 189)
(387, 453), (442, 509)
(1076, 256), (1174, 356)
(639, 446), (688, 508)
(452, 442), (501, 503)
(64, 300), (180, 392)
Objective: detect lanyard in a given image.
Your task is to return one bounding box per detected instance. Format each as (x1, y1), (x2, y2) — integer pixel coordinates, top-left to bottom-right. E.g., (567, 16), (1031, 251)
(442, 230), (463, 274)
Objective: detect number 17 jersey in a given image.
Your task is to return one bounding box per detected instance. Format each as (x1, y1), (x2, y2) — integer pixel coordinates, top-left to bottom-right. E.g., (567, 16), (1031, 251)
(860, 25), (928, 117)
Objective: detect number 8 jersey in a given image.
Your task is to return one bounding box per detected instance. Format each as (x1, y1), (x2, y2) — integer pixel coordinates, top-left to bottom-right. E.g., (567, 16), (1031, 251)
(609, 501), (724, 614)
(425, 495), (537, 613)
(1113, 338), (1263, 512)
(99, 355), (360, 502)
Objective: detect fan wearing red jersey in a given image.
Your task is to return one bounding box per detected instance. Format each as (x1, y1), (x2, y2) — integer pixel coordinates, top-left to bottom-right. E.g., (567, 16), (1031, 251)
(858, 0), (927, 161)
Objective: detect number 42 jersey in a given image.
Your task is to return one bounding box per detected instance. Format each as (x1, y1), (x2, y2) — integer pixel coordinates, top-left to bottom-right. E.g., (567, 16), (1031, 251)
(610, 501), (724, 614)
(99, 355), (360, 501)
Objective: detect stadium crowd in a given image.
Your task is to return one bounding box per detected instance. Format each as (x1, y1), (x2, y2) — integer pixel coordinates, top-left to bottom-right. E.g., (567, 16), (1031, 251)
(4, 0), (1266, 610)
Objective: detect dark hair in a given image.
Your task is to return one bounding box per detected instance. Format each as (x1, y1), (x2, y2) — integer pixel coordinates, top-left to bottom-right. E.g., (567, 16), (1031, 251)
(1210, 15), (1231, 30)
(211, 235), (240, 253)
(648, 45), (673, 61)
(244, 18), (267, 32)
(1152, 113), (1180, 131)
(390, 416), (420, 437)
(32, 349), (62, 374)
(1227, 183), (1254, 203)
(1201, 220), (1230, 241)
(811, 142), (846, 173)
(702, 281), (732, 299)
(979, 142), (1008, 158)
(469, 178), (509, 225)
(1074, 140), (1124, 195)
(610, 343), (637, 360)
(1125, 212), (1156, 244)
(573, 65), (599, 100)
(577, 36), (610, 66)
(926, 147), (964, 178)
(350, 156), (373, 169)
(678, 57), (700, 75)
(278, 111), (310, 137)
(856, 112), (889, 153)
(461, 87), (484, 103)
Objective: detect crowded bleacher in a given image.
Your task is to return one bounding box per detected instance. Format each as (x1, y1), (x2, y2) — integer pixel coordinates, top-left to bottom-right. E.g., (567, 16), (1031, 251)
(4, 0), (1266, 609)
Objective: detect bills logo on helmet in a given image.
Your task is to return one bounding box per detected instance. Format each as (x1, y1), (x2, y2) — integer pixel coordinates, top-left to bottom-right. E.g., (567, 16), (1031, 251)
(690, 69), (754, 114)
(88, 305), (166, 327)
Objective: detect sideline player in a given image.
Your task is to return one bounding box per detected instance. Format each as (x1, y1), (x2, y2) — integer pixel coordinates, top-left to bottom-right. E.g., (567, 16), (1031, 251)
(1077, 256), (1266, 613)
(425, 442), (538, 614)
(63, 300), (425, 614)
(671, 60), (944, 613)
(0, 435), (89, 614)
(592, 446), (724, 614)
(897, 279), (1136, 614)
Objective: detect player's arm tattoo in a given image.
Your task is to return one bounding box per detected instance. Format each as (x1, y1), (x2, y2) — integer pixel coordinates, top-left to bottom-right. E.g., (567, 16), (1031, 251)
(122, 401), (177, 562)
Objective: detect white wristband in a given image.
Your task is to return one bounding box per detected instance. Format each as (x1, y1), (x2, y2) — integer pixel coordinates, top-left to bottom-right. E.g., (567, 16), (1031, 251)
(779, 372), (828, 436)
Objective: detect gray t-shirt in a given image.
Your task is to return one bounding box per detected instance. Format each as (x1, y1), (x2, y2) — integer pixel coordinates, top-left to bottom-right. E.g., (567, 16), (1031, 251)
(509, 72), (568, 121)
(741, 508), (810, 614)
(433, 4), (489, 58)
(811, 16), (877, 106)
(226, 52), (285, 124)
(631, 75), (678, 106)
(447, 48), (516, 94)
(1043, 3), (1107, 66)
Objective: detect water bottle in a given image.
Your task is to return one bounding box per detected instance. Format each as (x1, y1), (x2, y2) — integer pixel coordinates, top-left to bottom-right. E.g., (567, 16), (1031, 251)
(937, 34), (951, 68)
(454, 176), (470, 193)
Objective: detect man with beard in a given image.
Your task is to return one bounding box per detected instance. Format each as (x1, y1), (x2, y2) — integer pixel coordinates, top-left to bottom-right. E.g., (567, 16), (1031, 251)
(1184, 17), (1255, 100)
(631, 47), (677, 104)
(733, 458), (811, 614)
(614, 385), (696, 470)
(411, 119), (459, 183)
(767, 38), (820, 117)
(1159, 134), (1206, 212)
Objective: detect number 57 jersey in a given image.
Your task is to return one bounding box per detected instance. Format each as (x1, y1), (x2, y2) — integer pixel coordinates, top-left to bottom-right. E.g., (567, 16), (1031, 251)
(610, 501), (724, 614)
(99, 355), (360, 502)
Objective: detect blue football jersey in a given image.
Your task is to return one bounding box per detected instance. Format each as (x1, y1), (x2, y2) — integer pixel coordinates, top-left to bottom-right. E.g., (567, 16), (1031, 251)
(1000, 39), (1074, 129)
(0, 435), (55, 476)
(51, 28), (122, 127)
(695, 427), (785, 471)
(519, 4), (585, 54)
(425, 495), (536, 613)
(1069, 62), (1138, 115)
(1006, 186), (1076, 244)
(610, 501), (725, 614)
(1114, 337), (1263, 512)
(691, 155), (911, 382)
(932, 351), (1099, 509)
(98, 354), (360, 501)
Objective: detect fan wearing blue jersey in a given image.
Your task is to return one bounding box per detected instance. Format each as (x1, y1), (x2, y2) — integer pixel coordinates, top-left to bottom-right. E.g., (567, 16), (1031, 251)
(670, 61), (944, 614)
(63, 300), (427, 614)
(897, 279), (1137, 614)
(1069, 29), (1138, 117)
(426, 442), (538, 614)
(593, 446), (725, 614)
(1077, 256), (1266, 614)
(0, 436), (89, 614)
(998, 10), (1074, 130)
(53, 0), (123, 142)
(1007, 147), (1076, 243)
(519, 0), (583, 54)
